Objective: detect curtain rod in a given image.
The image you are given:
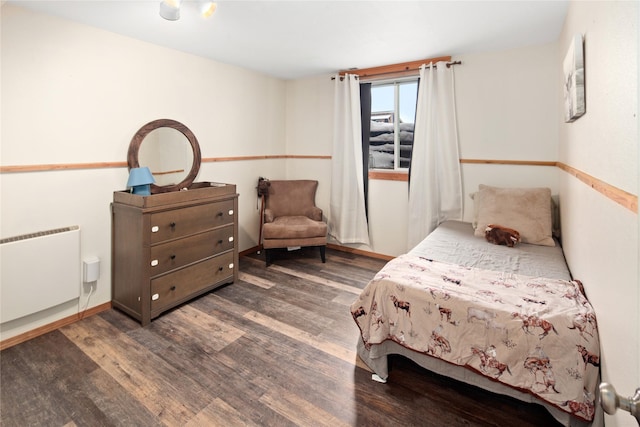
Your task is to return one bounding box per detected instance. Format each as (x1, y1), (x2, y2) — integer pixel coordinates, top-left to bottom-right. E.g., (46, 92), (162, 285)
(438, 60), (461, 68)
(331, 61), (462, 80)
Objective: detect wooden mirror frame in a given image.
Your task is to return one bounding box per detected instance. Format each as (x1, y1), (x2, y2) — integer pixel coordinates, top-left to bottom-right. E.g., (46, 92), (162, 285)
(127, 119), (202, 194)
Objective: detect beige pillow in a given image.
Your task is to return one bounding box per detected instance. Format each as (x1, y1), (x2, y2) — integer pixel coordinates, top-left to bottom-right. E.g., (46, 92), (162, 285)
(473, 185), (555, 246)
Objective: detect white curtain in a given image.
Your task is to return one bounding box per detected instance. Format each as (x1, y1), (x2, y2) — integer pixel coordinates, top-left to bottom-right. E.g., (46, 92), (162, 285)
(407, 62), (462, 250)
(330, 74), (370, 245)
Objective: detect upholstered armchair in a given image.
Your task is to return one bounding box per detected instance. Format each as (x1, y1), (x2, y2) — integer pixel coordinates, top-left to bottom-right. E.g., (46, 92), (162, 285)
(262, 180), (328, 266)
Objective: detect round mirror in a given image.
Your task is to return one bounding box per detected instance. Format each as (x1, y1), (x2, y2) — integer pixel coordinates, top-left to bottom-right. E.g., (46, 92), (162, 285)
(127, 119), (202, 194)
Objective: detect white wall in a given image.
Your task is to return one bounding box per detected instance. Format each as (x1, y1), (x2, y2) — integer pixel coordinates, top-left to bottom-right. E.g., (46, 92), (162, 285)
(283, 77), (334, 219)
(455, 43), (562, 223)
(558, 2), (639, 426)
(0, 4), (287, 340)
(455, 43), (560, 162)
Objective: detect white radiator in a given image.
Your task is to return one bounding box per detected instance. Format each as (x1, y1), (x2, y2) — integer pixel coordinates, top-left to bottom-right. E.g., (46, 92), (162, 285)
(0, 226), (81, 323)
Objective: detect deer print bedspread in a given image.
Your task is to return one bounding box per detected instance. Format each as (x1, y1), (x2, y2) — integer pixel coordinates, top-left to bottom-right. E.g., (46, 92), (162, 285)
(351, 254), (600, 422)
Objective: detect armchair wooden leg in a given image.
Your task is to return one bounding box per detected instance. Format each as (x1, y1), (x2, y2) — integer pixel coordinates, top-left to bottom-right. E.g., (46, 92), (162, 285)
(265, 249), (272, 267)
(319, 246), (326, 263)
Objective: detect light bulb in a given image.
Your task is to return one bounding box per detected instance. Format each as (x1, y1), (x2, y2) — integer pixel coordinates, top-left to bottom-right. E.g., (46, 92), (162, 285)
(200, 1), (217, 18)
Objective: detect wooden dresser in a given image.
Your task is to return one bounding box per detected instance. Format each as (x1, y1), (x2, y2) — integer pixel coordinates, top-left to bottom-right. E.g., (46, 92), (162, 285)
(111, 182), (238, 325)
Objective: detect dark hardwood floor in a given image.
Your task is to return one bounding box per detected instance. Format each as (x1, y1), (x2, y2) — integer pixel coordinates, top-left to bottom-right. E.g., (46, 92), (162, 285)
(1, 248), (562, 426)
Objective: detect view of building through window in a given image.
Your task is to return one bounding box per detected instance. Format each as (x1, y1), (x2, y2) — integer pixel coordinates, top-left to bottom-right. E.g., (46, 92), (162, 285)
(369, 80), (418, 169)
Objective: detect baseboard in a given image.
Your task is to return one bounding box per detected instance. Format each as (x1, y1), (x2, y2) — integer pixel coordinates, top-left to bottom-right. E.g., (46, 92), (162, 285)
(0, 302), (112, 351)
(239, 245), (262, 256)
(326, 243), (395, 261)
(240, 243), (394, 262)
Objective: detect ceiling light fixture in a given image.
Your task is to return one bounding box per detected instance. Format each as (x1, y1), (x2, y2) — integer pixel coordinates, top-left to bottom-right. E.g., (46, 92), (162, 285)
(159, 0), (181, 21)
(159, 0), (217, 21)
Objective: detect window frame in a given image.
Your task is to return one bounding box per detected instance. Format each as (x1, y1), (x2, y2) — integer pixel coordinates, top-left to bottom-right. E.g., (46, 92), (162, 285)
(368, 76), (419, 172)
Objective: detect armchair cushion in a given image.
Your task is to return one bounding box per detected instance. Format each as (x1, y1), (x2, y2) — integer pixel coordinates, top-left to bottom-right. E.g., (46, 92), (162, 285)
(264, 206), (322, 223)
(263, 216), (327, 240)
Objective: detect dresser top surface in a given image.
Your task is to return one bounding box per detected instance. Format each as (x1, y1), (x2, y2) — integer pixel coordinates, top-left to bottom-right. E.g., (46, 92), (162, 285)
(114, 182), (237, 209)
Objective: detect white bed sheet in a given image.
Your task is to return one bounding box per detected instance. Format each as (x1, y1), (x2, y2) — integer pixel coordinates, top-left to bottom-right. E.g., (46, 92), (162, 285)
(409, 220), (571, 281)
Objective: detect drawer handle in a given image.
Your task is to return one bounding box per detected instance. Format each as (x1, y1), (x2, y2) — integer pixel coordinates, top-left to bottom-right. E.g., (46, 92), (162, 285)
(170, 254), (176, 260)
(217, 239), (223, 245)
(218, 266), (224, 272)
(151, 259), (159, 267)
(170, 286), (176, 291)
(228, 209), (234, 215)
(228, 236), (234, 242)
(216, 212), (224, 217)
(170, 222), (176, 228)
(229, 263), (234, 269)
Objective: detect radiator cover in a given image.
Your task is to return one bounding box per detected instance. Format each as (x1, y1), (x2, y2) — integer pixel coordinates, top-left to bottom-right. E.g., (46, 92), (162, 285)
(0, 226), (81, 323)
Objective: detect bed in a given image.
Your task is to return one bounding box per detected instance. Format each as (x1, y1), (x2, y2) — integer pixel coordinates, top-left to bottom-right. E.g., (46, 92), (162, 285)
(351, 186), (603, 427)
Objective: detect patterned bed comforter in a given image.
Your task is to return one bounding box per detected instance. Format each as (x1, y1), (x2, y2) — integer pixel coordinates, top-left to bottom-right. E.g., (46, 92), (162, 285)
(351, 254), (600, 421)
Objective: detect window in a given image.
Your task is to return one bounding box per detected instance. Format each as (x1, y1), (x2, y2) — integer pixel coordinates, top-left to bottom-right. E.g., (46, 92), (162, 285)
(368, 79), (418, 170)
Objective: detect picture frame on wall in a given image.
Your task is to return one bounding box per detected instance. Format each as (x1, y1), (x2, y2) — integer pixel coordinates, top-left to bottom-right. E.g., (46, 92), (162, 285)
(563, 34), (586, 122)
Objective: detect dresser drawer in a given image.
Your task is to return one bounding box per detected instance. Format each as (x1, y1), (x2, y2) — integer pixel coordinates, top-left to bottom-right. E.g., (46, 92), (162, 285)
(149, 225), (235, 276)
(150, 251), (235, 313)
(150, 199), (235, 243)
